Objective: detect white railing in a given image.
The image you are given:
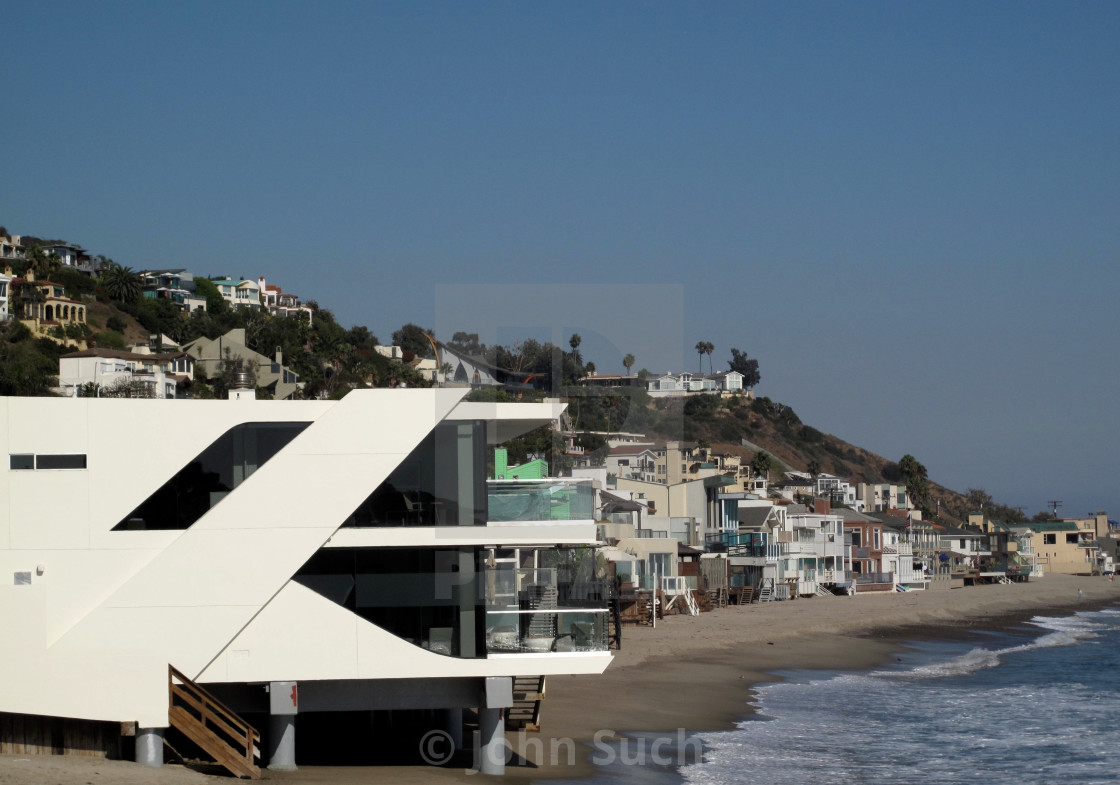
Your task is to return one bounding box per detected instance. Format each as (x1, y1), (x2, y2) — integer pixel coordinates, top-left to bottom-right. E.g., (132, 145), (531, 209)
(660, 576), (691, 595)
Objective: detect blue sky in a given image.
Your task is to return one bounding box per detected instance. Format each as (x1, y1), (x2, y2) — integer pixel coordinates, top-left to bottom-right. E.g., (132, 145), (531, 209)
(3, 1), (1118, 518)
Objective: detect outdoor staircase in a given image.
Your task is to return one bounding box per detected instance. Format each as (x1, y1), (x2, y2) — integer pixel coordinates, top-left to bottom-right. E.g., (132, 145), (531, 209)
(526, 584), (559, 640)
(815, 584), (834, 597)
(507, 676), (546, 732)
(707, 586), (728, 608)
(636, 590), (657, 625)
(168, 665), (261, 780)
(756, 580), (774, 603)
(683, 589), (700, 616)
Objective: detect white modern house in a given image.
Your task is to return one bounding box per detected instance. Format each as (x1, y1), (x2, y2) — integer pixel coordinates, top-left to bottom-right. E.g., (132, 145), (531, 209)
(0, 390), (610, 775)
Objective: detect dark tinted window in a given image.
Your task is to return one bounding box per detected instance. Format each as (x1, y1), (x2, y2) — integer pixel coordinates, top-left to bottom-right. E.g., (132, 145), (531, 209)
(36, 454), (87, 470)
(9, 454), (34, 470)
(114, 422), (309, 530)
(343, 421), (486, 528)
(293, 547), (483, 658)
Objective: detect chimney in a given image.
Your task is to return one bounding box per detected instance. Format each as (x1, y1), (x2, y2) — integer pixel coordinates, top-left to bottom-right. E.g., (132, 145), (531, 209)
(228, 370), (254, 401)
(814, 499), (831, 515)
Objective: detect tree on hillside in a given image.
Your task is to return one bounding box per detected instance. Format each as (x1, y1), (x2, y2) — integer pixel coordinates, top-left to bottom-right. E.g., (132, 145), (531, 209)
(623, 353), (635, 376)
(448, 332), (483, 355)
(728, 347), (761, 388)
(568, 334), (582, 367)
(807, 459), (822, 499)
(899, 454), (930, 513)
(392, 323), (434, 356)
(750, 450), (773, 483)
(99, 263), (142, 303)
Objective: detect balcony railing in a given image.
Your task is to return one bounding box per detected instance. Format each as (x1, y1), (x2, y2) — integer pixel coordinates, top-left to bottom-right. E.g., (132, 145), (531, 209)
(485, 609), (609, 653)
(855, 572), (894, 585)
(487, 479), (594, 523)
(485, 567), (609, 653)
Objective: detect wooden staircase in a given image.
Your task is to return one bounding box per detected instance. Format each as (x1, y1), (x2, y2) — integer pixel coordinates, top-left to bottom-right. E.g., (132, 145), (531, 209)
(507, 676), (546, 732)
(168, 665), (261, 780)
(635, 590), (657, 625)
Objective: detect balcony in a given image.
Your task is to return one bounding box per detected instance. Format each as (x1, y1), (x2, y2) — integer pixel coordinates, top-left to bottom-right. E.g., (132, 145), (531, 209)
(485, 609), (609, 653)
(487, 479), (594, 523)
(855, 572), (894, 585)
(484, 567), (609, 654)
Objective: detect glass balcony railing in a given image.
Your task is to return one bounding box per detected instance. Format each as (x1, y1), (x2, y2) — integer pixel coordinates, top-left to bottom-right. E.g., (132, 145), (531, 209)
(485, 609), (609, 653)
(486, 480), (594, 523)
(484, 565), (609, 653)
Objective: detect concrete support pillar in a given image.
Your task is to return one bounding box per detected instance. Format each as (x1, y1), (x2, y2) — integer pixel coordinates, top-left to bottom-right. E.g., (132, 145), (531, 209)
(478, 707), (505, 776)
(135, 727), (165, 768)
(267, 680), (299, 771)
(266, 714), (297, 770)
(443, 708), (463, 752)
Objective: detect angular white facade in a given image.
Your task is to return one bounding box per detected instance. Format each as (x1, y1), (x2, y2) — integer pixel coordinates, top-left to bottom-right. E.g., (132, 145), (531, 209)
(0, 390), (610, 733)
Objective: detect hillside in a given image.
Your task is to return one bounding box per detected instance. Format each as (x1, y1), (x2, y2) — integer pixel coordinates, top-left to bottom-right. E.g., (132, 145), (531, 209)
(566, 389), (973, 522)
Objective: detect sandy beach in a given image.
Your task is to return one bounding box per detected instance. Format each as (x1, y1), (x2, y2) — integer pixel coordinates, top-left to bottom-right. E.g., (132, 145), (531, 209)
(3, 573), (1117, 785)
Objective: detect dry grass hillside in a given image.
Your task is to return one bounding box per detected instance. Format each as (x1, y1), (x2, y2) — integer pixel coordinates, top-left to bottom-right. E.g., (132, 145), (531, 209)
(631, 393), (968, 518)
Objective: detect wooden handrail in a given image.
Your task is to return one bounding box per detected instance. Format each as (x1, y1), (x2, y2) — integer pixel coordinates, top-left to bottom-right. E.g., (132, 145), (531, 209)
(168, 664), (260, 779)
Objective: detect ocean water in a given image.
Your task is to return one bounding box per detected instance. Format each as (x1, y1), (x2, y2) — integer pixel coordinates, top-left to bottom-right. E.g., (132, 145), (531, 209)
(680, 606), (1120, 785)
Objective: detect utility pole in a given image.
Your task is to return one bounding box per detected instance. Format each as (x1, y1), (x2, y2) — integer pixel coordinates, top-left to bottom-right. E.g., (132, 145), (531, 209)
(1047, 500), (1063, 518)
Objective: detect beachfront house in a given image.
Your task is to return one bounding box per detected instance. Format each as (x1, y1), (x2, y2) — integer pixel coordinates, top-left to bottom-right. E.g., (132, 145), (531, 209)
(937, 524), (992, 581)
(783, 508), (848, 595)
(0, 390), (611, 776)
(1007, 519), (1098, 576)
(843, 513), (894, 592)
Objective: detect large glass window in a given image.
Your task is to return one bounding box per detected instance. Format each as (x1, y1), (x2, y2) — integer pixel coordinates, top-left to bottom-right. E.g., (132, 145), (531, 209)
(113, 422), (309, 530)
(343, 420), (486, 527)
(293, 547), (483, 658)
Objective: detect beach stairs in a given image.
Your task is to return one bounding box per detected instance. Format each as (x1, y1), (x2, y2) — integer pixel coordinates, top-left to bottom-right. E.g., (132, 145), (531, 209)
(815, 584), (835, 597)
(636, 590), (657, 625)
(507, 676), (546, 733)
(683, 589), (700, 616)
(756, 580), (774, 603)
(707, 586), (728, 608)
(167, 665), (261, 780)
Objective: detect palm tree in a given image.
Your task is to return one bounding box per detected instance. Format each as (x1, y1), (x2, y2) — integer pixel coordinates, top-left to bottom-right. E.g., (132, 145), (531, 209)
(99, 263), (142, 303)
(623, 353), (635, 376)
(750, 450), (772, 484)
(704, 341), (715, 374)
(807, 459), (822, 503)
(695, 341), (706, 372)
